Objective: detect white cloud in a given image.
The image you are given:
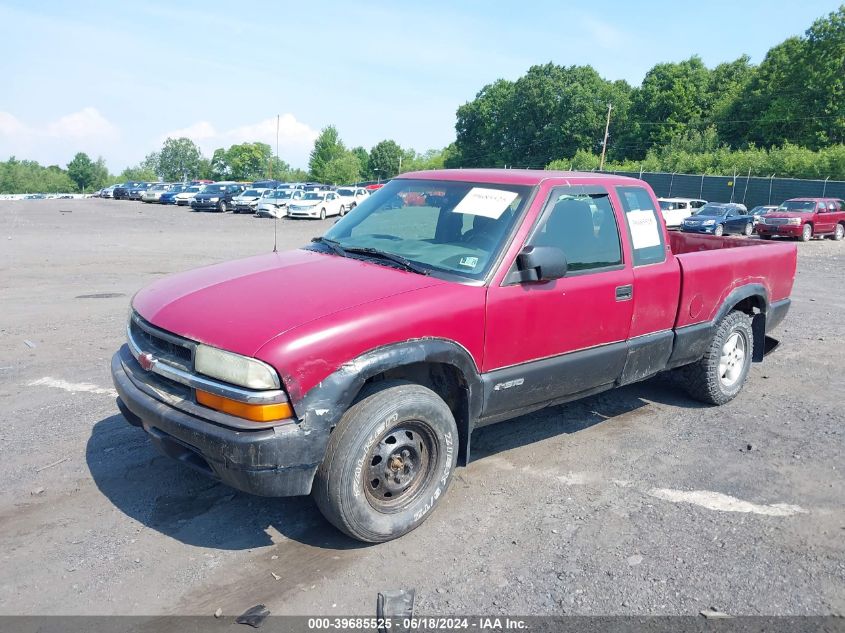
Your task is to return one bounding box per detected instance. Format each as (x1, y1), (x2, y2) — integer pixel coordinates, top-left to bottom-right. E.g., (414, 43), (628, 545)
(159, 114), (319, 168)
(579, 15), (624, 49)
(0, 107), (121, 165)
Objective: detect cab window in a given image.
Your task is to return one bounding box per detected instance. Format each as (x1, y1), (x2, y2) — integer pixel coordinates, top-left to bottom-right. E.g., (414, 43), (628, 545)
(530, 186), (622, 273)
(616, 186), (666, 266)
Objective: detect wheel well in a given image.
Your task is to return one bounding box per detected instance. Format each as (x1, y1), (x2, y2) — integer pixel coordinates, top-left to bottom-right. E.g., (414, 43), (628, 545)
(730, 295), (766, 361)
(360, 362), (470, 463)
(732, 296), (764, 316)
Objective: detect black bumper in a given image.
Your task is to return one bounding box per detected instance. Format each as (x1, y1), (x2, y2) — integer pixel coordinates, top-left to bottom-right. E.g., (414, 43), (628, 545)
(110, 350), (324, 497)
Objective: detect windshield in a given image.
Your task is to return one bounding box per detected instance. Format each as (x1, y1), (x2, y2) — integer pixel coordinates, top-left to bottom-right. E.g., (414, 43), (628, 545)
(151, 184), (167, 191)
(320, 178), (531, 280)
(270, 190), (292, 199)
(694, 205), (727, 216)
(302, 193), (325, 200)
(337, 189), (354, 196)
(778, 200), (816, 212)
(202, 185), (226, 193)
(184, 186), (200, 193)
(241, 189), (260, 197)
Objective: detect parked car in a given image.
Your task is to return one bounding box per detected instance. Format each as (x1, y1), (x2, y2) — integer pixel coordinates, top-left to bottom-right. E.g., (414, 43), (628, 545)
(190, 183), (245, 212)
(658, 197), (707, 228)
(336, 186), (370, 209)
(681, 203), (754, 236)
(232, 188), (270, 214)
(128, 182), (154, 201)
(286, 190), (347, 219)
(254, 188), (304, 218)
(749, 205), (778, 224)
(113, 182), (144, 200)
(111, 169), (796, 543)
(100, 184), (121, 199)
(756, 198), (845, 242)
(251, 180), (283, 189)
(175, 185), (203, 206)
(159, 184), (190, 205)
(140, 183), (174, 203)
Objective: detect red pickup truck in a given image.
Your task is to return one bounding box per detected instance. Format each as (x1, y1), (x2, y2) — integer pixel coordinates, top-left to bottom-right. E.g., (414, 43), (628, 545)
(111, 170), (796, 542)
(756, 197), (845, 241)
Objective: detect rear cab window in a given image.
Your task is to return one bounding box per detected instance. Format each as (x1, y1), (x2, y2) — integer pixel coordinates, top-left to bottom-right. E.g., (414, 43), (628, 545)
(616, 186), (666, 266)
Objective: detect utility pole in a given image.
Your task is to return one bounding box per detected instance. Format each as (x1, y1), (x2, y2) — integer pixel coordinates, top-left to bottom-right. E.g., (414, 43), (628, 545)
(599, 103), (613, 171)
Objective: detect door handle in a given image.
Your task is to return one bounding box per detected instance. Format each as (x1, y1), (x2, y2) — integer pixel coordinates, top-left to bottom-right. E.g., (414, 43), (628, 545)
(615, 284), (633, 301)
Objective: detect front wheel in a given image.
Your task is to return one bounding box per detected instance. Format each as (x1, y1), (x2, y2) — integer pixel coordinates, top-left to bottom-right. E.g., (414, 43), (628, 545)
(832, 223), (844, 241)
(714, 224), (724, 237)
(676, 310), (754, 405)
(320, 207), (326, 220)
(218, 201), (227, 213)
(312, 381), (458, 543)
(339, 204), (346, 217)
(744, 222), (753, 236)
(801, 224), (812, 242)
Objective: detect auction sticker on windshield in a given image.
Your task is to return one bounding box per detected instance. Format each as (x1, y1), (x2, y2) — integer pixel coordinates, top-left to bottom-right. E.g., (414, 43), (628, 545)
(453, 187), (518, 219)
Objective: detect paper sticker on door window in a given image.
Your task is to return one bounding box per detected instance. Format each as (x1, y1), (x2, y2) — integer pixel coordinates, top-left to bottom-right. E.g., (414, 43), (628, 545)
(452, 188), (518, 219)
(459, 256), (479, 268)
(627, 210), (661, 249)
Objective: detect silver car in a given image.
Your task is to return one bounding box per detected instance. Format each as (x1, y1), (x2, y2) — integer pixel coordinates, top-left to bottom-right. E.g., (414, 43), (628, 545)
(255, 189), (304, 218)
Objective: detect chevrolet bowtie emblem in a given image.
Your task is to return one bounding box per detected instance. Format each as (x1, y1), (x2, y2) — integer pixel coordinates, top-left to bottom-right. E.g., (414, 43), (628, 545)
(138, 352), (156, 372)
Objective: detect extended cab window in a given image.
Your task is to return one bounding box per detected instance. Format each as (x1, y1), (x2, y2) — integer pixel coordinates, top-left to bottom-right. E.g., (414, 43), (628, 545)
(530, 186), (622, 273)
(616, 186), (666, 266)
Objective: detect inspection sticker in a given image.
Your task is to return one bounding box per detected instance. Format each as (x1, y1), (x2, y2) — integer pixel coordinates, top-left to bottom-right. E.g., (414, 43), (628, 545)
(459, 256), (479, 268)
(452, 187), (518, 219)
(627, 210), (661, 249)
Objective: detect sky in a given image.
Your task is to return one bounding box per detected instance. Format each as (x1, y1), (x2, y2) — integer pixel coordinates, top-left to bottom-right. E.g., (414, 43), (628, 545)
(0, 0), (840, 173)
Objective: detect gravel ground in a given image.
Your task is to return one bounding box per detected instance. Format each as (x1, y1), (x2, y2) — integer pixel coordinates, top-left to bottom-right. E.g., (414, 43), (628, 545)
(0, 198), (842, 617)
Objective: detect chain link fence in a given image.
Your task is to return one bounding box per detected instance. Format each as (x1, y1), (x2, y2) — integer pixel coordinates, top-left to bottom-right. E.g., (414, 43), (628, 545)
(604, 171), (845, 208)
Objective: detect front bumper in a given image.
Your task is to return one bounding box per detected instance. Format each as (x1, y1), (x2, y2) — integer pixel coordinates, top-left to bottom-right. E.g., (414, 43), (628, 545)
(191, 200), (221, 210)
(681, 224), (717, 234)
(756, 223), (802, 237)
(111, 347), (324, 497)
(287, 207), (320, 218)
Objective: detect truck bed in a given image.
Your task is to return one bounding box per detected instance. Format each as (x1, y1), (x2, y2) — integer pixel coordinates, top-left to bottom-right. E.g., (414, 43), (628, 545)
(668, 232), (797, 328)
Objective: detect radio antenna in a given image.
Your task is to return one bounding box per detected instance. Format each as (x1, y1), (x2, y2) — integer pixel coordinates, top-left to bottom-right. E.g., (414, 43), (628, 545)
(273, 213), (278, 253)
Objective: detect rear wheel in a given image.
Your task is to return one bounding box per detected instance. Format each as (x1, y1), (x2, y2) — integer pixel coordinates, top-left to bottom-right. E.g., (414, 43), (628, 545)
(339, 204), (346, 217)
(744, 222), (753, 236)
(676, 310), (754, 405)
(714, 224), (724, 237)
(801, 223), (812, 241)
(832, 223), (844, 241)
(312, 381), (458, 543)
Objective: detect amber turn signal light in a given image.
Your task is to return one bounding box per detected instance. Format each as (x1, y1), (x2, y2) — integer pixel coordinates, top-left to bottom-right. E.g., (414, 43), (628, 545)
(195, 390), (292, 422)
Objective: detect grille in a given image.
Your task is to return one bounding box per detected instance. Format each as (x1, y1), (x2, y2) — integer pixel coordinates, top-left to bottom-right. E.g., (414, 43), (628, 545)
(130, 318), (193, 368)
(766, 218), (788, 225)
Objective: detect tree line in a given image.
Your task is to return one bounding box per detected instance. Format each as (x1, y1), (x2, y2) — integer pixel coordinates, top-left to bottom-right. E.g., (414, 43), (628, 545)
(450, 6), (845, 176)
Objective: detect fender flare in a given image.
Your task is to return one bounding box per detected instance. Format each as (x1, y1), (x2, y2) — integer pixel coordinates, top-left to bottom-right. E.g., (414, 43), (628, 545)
(292, 339), (484, 465)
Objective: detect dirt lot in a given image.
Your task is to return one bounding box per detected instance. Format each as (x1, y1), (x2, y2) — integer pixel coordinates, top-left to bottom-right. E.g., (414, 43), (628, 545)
(0, 198), (842, 617)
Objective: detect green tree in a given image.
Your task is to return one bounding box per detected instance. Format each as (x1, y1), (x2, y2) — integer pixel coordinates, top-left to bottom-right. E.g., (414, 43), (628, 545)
(158, 137), (203, 181)
(309, 125), (346, 181)
(350, 146), (370, 179)
(66, 152), (107, 192)
(368, 139), (403, 180)
(322, 152), (362, 184)
(209, 143), (274, 181)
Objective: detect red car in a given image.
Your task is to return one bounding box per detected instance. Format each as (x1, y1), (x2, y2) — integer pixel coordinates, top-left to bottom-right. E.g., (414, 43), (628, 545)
(112, 169), (797, 542)
(756, 197), (845, 241)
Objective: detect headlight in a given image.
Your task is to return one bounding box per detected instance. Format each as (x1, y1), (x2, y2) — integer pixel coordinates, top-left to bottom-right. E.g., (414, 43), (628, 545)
(758, 218), (766, 225)
(208, 197), (220, 202)
(194, 344), (280, 389)
(787, 218), (802, 225)
(702, 219), (716, 226)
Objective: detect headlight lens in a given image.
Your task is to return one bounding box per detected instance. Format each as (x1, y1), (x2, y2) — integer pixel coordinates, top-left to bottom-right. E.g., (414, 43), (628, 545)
(787, 218), (802, 225)
(209, 197), (220, 202)
(702, 219), (716, 226)
(194, 345), (280, 390)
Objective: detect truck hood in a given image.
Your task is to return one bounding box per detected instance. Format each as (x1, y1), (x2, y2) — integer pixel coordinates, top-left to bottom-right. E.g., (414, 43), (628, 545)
(132, 249), (445, 357)
(764, 212), (812, 219)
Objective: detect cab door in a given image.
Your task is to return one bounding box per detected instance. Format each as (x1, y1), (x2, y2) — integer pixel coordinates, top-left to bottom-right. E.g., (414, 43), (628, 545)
(482, 184), (633, 419)
(815, 200), (835, 233)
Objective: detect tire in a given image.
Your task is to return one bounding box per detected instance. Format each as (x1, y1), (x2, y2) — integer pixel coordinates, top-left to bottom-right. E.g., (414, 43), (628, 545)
(218, 201), (227, 213)
(801, 223), (812, 242)
(744, 222), (753, 236)
(339, 205), (346, 217)
(832, 223), (844, 241)
(320, 207), (326, 220)
(676, 310), (754, 406)
(714, 224), (724, 237)
(312, 380), (459, 543)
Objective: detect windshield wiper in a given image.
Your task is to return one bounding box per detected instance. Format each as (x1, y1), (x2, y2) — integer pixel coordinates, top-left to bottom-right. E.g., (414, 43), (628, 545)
(343, 246), (431, 276)
(310, 236), (348, 257)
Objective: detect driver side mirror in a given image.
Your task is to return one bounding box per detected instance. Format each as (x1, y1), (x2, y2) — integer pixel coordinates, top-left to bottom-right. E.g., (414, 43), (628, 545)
(515, 245), (568, 282)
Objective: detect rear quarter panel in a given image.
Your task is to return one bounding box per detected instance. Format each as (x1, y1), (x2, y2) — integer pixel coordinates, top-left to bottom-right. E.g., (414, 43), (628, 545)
(669, 232), (797, 328)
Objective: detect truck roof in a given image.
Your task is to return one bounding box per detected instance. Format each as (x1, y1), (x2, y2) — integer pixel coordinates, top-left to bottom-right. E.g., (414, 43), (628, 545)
(398, 168), (644, 187)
